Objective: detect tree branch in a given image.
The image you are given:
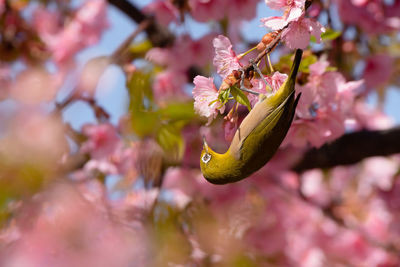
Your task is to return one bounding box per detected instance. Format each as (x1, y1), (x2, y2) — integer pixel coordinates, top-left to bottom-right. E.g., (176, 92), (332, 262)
(107, 0), (174, 47)
(293, 126), (400, 172)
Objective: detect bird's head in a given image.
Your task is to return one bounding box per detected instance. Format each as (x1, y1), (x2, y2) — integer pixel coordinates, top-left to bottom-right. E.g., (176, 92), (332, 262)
(200, 136), (239, 184)
(200, 136), (214, 168)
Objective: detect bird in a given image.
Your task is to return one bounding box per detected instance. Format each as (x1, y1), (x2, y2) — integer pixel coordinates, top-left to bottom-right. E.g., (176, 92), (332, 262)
(200, 49), (303, 184)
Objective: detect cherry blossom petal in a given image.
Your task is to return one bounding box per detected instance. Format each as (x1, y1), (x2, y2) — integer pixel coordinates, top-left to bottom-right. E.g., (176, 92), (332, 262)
(153, 70), (188, 103)
(265, 0), (305, 10)
(81, 123), (120, 160)
(261, 16), (289, 30)
(212, 35), (241, 78)
(282, 17), (325, 49)
(143, 0), (179, 25)
(193, 75), (225, 124)
(362, 54), (393, 89)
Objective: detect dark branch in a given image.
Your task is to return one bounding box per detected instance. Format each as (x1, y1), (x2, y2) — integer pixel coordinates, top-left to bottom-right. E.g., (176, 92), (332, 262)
(107, 0), (174, 47)
(293, 126), (400, 172)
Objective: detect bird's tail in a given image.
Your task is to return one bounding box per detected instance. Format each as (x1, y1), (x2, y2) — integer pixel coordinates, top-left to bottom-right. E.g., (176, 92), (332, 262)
(274, 49), (303, 101)
(288, 49), (303, 85)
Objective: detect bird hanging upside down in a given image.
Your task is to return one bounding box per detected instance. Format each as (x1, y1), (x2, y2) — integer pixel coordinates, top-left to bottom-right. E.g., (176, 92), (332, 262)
(200, 49), (303, 184)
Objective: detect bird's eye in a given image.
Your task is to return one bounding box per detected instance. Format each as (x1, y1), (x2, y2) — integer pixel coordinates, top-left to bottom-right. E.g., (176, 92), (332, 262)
(202, 153), (211, 163)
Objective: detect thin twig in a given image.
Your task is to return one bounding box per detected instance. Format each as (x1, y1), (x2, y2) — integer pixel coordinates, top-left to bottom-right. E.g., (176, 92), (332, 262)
(111, 19), (151, 63)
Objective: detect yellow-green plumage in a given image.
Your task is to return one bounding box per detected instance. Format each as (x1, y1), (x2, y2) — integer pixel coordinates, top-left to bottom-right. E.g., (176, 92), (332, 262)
(200, 49), (303, 184)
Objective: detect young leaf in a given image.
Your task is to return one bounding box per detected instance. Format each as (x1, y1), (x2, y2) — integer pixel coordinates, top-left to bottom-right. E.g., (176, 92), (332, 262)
(231, 86), (251, 111)
(321, 29), (342, 41)
(156, 123), (184, 165)
(158, 102), (196, 122)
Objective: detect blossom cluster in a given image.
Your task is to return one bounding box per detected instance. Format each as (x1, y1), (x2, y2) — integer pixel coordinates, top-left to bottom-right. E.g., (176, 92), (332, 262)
(262, 0), (325, 49)
(284, 59), (365, 148)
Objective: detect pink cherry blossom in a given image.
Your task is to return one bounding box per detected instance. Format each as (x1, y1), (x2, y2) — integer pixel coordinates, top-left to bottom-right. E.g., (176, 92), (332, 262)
(261, 16), (292, 31)
(10, 67), (64, 104)
(285, 109), (346, 148)
(309, 59), (329, 76)
(223, 113), (238, 142)
(119, 188), (160, 212)
(0, 63), (11, 100)
(153, 70), (188, 104)
(249, 71), (288, 106)
(362, 200), (392, 246)
(351, 0), (369, 5)
(189, 0), (259, 23)
(188, 33), (216, 68)
(359, 157), (398, 194)
(284, 58), (364, 148)
(335, 0), (400, 34)
(143, 0), (179, 25)
(266, 71), (288, 90)
(248, 80), (269, 107)
(145, 47), (171, 66)
(212, 35), (242, 78)
(265, 0), (305, 10)
(181, 125), (203, 168)
(281, 17), (325, 49)
(353, 101), (394, 131)
(34, 0), (109, 64)
(84, 158), (119, 174)
(362, 54), (393, 90)
(81, 123), (120, 160)
(2, 110), (69, 165)
(165, 188), (192, 210)
(296, 59), (362, 119)
(1, 183), (146, 267)
(146, 33), (215, 71)
(193, 75), (225, 124)
(226, 0), (260, 21)
(284, 119), (328, 148)
(0, 0), (4, 15)
(301, 169), (331, 206)
(337, 79), (364, 113)
(188, 0), (226, 22)
(32, 7), (61, 37)
(263, 0), (305, 29)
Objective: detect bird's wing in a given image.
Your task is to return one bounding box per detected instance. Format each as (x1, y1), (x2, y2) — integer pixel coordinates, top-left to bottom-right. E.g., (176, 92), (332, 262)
(229, 91), (294, 158)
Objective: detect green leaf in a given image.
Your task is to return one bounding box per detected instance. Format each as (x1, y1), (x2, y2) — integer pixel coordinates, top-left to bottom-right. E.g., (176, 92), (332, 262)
(274, 52), (317, 73)
(299, 54), (318, 73)
(321, 29), (342, 41)
(127, 70), (153, 112)
(310, 29), (342, 43)
(126, 71), (159, 137)
(231, 86), (251, 111)
(158, 102), (195, 122)
(156, 123), (184, 165)
(129, 40), (153, 58)
(218, 88), (231, 105)
(130, 111), (159, 138)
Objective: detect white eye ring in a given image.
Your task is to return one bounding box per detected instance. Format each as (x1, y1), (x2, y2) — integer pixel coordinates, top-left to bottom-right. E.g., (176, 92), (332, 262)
(202, 153), (211, 163)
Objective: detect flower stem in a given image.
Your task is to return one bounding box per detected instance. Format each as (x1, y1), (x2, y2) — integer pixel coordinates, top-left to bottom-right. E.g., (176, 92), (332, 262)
(238, 46), (258, 59)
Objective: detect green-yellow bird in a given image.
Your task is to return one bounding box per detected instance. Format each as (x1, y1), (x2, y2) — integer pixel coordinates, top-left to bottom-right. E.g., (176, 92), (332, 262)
(200, 49), (303, 184)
